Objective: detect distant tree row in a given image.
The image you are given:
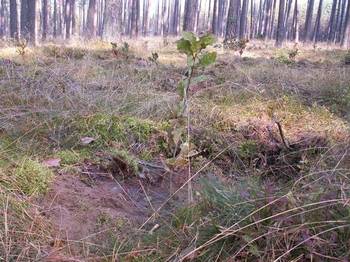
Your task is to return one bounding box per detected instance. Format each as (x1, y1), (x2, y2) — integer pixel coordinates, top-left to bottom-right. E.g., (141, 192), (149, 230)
(0, 0), (349, 48)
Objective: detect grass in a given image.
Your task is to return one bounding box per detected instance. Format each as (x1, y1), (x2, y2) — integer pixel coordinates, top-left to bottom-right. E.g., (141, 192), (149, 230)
(0, 38), (349, 260)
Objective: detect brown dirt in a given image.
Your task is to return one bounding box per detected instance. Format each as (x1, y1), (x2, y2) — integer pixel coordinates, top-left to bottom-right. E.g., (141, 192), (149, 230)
(38, 161), (184, 258)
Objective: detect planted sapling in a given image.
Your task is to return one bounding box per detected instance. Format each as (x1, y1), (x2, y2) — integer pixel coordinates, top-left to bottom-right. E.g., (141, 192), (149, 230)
(176, 32), (217, 203)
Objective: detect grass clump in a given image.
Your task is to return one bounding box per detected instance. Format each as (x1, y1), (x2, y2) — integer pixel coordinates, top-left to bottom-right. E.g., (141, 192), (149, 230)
(56, 149), (88, 166)
(77, 114), (156, 148)
(11, 159), (53, 196)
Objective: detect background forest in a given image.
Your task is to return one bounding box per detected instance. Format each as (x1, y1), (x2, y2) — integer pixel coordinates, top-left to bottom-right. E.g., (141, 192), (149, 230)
(0, 0), (349, 47)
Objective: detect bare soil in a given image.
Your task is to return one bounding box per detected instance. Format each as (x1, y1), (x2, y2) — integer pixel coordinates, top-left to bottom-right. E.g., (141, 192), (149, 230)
(38, 161), (184, 258)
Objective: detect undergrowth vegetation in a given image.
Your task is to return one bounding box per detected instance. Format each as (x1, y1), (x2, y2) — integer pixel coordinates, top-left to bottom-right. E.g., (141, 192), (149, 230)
(0, 38), (349, 261)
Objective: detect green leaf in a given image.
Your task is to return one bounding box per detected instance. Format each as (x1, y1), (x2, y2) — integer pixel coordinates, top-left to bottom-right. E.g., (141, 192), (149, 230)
(199, 52), (217, 67)
(182, 31), (196, 43)
(199, 34), (216, 48)
(177, 80), (185, 99)
(176, 39), (192, 56)
(191, 40), (202, 54)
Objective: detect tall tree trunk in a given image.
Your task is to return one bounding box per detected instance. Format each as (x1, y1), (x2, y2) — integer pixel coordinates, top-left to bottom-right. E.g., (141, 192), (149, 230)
(239, 0), (249, 39)
(313, 0), (323, 44)
(211, 0), (218, 34)
(130, 0), (139, 37)
(10, 0), (18, 40)
(71, 0), (76, 35)
(304, 0), (315, 41)
(183, 0), (197, 32)
(65, 0), (72, 39)
(21, 0), (37, 44)
(86, 0), (97, 38)
(275, 0), (285, 46)
(341, 0), (350, 47)
(170, 0), (179, 35)
(225, 0), (240, 40)
(328, 0), (338, 42)
(292, 0), (299, 42)
(142, 0), (149, 36)
(42, 0), (48, 40)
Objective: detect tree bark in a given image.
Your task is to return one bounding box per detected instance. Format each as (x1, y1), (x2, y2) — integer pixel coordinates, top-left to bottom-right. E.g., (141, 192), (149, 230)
(341, 0), (350, 47)
(313, 0), (323, 44)
(276, 0), (285, 46)
(225, 0), (240, 40)
(86, 0), (97, 38)
(239, 0), (249, 39)
(183, 0), (198, 32)
(304, 0), (315, 41)
(10, 0), (18, 40)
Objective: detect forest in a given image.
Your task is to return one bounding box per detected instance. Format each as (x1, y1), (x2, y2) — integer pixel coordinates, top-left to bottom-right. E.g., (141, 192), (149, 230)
(0, 0), (350, 261)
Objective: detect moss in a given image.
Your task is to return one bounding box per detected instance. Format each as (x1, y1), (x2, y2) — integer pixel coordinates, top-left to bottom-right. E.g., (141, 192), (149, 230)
(57, 150), (82, 166)
(12, 159), (53, 196)
(76, 114), (156, 148)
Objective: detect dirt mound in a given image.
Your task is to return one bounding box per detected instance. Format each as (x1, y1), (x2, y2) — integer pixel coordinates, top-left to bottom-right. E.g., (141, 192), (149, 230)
(39, 162), (181, 258)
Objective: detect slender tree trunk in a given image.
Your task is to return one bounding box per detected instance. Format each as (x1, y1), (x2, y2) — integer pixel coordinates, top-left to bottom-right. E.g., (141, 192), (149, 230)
(328, 0), (338, 42)
(292, 0), (299, 42)
(239, 0), (249, 39)
(225, 0), (240, 40)
(142, 0), (149, 36)
(65, 0), (72, 39)
(86, 0), (97, 38)
(341, 0), (350, 47)
(304, 0), (315, 41)
(313, 0), (323, 44)
(183, 0), (197, 32)
(212, 0), (218, 34)
(10, 0), (18, 40)
(130, 0), (139, 37)
(276, 0), (286, 46)
(42, 0), (48, 40)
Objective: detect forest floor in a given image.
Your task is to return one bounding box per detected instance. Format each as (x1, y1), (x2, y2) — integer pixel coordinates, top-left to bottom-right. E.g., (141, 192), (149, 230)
(0, 38), (350, 261)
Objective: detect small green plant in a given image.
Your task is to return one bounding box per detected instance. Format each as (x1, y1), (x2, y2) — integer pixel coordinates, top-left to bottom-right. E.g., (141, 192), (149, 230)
(148, 52), (159, 65)
(121, 42), (129, 54)
(176, 32), (217, 203)
(276, 53), (293, 65)
(238, 140), (258, 159)
(224, 38), (249, 56)
(176, 32), (217, 116)
(16, 39), (27, 58)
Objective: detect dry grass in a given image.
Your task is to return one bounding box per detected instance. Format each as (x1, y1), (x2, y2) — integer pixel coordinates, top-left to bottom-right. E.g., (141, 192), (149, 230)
(0, 38), (350, 261)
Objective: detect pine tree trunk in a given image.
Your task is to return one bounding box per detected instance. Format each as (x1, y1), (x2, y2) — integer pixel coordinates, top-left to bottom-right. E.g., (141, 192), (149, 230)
(142, 0), (149, 36)
(10, 0), (18, 40)
(42, 0), (48, 40)
(130, 0), (139, 37)
(86, 0), (97, 38)
(313, 0), (323, 44)
(328, 0), (338, 42)
(212, 0), (218, 34)
(225, 0), (240, 40)
(276, 0), (285, 46)
(183, 0), (197, 32)
(292, 0), (299, 42)
(341, 0), (350, 47)
(304, 0), (315, 41)
(239, 0), (249, 39)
